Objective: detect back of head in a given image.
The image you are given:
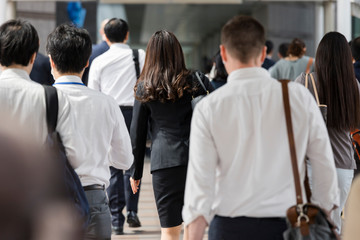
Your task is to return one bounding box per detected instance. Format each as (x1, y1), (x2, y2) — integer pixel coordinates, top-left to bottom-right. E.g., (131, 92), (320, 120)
(265, 40), (274, 55)
(278, 42), (290, 58)
(287, 38), (305, 57)
(351, 36), (360, 62)
(221, 15), (265, 64)
(315, 31), (360, 130)
(136, 30), (191, 102)
(104, 18), (128, 43)
(0, 19), (39, 67)
(46, 24), (92, 74)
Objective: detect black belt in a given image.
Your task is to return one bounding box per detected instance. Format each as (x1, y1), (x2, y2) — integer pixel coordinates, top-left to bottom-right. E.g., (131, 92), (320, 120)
(120, 106), (133, 111)
(83, 184), (105, 191)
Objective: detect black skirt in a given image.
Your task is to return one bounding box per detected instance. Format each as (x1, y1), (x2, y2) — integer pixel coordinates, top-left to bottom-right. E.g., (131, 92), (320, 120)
(152, 165), (187, 228)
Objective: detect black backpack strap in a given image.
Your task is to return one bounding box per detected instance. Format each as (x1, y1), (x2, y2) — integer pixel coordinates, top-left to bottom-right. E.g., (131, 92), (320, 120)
(132, 49), (140, 79)
(43, 85), (59, 134)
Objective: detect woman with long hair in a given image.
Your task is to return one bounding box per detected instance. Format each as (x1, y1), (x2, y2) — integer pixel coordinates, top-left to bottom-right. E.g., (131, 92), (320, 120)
(270, 38), (314, 81)
(129, 30), (213, 240)
(295, 31), (360, 233)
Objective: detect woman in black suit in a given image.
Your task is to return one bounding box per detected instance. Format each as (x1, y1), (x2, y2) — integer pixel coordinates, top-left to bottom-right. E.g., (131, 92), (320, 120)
(130, 30), (213, 240)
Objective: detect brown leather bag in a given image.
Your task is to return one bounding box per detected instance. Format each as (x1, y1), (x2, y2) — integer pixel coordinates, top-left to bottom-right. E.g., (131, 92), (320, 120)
(279, 80), (339, 240)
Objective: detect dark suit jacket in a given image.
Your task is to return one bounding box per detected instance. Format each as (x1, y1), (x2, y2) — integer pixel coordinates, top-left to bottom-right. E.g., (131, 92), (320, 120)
(82, 41), (109, 85)
(262, 57), (276, 70)
(130, 72), (214, 180)
(30, 53), (54, 85)
(354, 61), (360, 83)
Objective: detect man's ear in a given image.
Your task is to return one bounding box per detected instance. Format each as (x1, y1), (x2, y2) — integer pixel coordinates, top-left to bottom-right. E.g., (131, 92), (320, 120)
(220, 45), (227, 63)
(260, 46), (267, 64)
(104, 34), (111, 46)
(124, 31), (129, 43)
(85, 60), (89, 68)
(30, 52), (37, 65)
(49, 55), (55, 69)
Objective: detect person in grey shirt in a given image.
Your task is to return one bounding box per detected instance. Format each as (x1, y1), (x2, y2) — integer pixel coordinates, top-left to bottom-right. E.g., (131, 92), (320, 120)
(270, 38), (314, 81)
(295, 32), (360, 234)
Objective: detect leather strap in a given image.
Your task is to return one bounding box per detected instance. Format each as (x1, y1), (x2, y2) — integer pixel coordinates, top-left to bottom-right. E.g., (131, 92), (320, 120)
(195, 71), (209, 95)
(132, 49), (140, 79)
(43, 85), (58, 134)
(305, 73), (321, 106)
(280, 80), (303, 205)
(305, 57), (313, 74)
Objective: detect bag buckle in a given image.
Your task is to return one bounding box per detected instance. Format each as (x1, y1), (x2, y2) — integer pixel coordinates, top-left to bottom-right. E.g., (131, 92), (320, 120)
(296, 204), (310, 227)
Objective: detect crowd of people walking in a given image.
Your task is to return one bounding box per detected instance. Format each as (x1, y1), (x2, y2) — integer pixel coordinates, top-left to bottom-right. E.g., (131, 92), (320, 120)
(1, 12), (360, 240)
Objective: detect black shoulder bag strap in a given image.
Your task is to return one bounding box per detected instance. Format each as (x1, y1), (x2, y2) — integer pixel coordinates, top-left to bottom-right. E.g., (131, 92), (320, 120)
(44, 85), (59, 133)
(132, 49), (140, 79)
(195, 71), (209, 94)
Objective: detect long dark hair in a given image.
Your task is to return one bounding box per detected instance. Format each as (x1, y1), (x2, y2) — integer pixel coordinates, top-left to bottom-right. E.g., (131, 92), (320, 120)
(213, 51), (228, 82)
(316, 32), (360, 130)
(135, 30), (192, 102)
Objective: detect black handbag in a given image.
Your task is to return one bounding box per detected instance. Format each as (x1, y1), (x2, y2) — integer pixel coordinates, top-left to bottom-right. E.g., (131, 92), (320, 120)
(191, 71), (209, 109)
(305, 73), (327, 123)
(279, 80), (339, 240)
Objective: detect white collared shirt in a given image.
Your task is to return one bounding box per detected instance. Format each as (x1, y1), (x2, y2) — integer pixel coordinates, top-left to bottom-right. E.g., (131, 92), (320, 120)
(88, 43), (145, 106)
(54, 76), (133, 187)
(182, 67), (339, 225)
(0, 69), (84, 171)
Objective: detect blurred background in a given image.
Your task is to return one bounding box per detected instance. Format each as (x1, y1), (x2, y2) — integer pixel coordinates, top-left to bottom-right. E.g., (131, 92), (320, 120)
(0, 0), (358, 72)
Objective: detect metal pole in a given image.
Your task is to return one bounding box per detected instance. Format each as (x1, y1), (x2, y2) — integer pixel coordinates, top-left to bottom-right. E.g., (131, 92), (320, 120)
(314, 2), (324, 48)
(324, 1), (336, 34)
(337, 0), (352, 41)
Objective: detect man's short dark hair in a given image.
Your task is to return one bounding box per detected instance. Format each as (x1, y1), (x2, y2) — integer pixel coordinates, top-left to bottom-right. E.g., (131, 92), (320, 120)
(265, 40), (273, 55)
(278, 42), (290, 58)
(104, 18), (129, 43)
(221, 16), (265, 63)
(0, 19), (39, 67)
(46, 24), (92, 74)
(351, 36), (360, 62)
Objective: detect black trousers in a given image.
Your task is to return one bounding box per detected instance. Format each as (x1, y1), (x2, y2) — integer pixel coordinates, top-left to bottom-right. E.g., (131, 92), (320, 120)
(107, 106), (141, 227)
(209, 215), (287, 240)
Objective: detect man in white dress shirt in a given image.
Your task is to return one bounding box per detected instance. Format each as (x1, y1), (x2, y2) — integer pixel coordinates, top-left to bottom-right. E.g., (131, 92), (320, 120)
(88, 18), (145, 234)
(182, 16), (339, 239)
(47, 24), (133, 239)
(0, 20), (81, 159)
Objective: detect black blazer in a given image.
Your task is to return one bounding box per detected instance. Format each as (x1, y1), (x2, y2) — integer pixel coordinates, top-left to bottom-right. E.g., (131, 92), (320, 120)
(30, 53), (54, 86)
(130, 72), (214, 180)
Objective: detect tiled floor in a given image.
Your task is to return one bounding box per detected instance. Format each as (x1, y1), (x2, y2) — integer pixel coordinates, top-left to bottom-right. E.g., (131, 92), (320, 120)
(112, 160), (208, 239)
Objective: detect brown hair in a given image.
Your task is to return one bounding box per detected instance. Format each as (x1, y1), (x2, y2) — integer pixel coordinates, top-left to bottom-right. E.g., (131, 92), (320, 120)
(315, 32), (360, 130)
(221, 15), (265, 63)
(135, 30), (192, 102)
(287, 38), (306, 57)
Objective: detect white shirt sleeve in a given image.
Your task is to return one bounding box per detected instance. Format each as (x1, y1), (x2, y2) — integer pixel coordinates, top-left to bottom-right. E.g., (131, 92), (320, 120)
(88, 59), (101, 91)
(108, 101), (133, 170)
(139, 49), (146, 72)
(304, 90), (339, 211)
(182, 101), (219, 226)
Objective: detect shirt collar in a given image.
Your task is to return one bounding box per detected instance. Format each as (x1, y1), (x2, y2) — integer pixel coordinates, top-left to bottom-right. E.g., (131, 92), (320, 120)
(0, 68), (32, 81)
(227, 67), (271, 83)
(54, 75), (84, 85)
(110, 43), (130, 50)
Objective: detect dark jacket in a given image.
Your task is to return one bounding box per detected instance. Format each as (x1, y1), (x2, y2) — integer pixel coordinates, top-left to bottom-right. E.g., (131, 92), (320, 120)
(130, 72), (214, 179)
(30, 53), (54, 85)
(262, 57), (276, 70)
(354, 61), (360, 83)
